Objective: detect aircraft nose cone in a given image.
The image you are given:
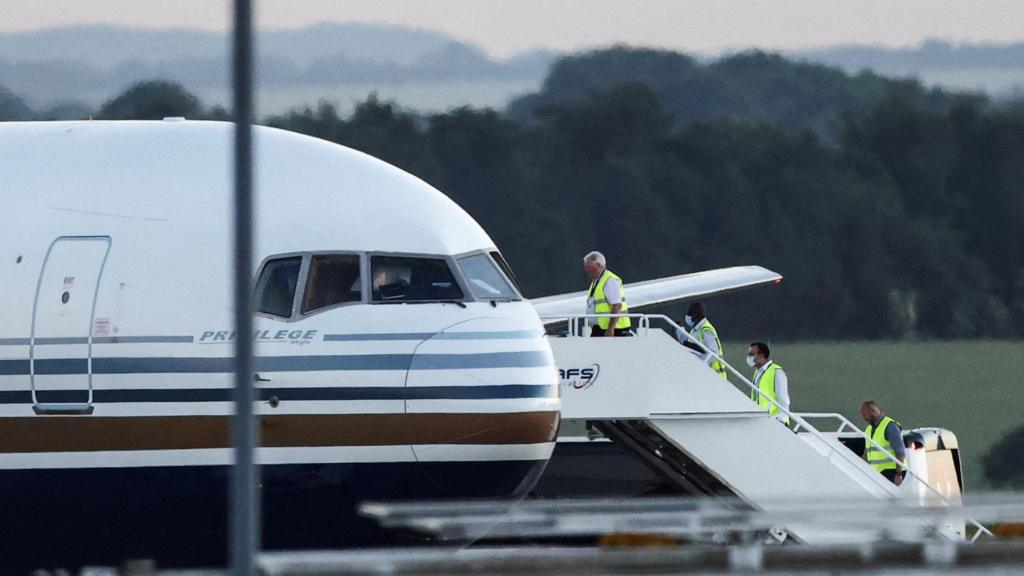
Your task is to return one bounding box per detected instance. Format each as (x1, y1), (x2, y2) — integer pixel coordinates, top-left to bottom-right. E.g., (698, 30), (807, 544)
(405, 316), (560, 498)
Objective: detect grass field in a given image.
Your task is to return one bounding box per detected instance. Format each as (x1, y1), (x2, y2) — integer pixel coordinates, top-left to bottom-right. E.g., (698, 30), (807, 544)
(720, 340), (1024, 491)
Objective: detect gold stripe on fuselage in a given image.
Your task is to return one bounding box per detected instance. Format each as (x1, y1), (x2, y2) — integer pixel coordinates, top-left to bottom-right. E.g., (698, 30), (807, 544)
(0, 411), (560, 453)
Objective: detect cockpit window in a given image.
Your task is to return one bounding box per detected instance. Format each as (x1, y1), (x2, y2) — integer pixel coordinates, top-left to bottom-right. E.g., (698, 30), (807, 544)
(457, 253), (519, 300)
(371, 255), (463, 302)
(255, 256), (301, 318)
(489, 251), (522, 294)
(302, 254), (362, 313)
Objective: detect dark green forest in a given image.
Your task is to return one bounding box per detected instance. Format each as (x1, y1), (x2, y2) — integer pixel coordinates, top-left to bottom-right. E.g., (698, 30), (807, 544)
(4, 48), (1022, 340)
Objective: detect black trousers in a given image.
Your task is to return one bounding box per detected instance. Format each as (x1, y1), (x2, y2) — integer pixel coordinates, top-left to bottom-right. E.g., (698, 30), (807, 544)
(590, 326), (631, 337)
(881, 469), (901, 484)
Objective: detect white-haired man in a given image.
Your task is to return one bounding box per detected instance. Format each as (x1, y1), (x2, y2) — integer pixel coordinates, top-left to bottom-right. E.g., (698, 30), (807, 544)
(583, 251), (631, 337)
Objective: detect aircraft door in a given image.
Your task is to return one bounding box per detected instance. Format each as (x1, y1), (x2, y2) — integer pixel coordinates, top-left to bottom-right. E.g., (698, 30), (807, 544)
(30, 236), (112, 414)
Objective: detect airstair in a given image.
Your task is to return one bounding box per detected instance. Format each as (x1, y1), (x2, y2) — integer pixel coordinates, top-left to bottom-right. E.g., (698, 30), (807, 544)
(544, 314), (991, 545)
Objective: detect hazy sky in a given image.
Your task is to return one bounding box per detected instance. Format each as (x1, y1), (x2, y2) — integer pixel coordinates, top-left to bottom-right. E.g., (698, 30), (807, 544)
(2, 0), (1023, 57)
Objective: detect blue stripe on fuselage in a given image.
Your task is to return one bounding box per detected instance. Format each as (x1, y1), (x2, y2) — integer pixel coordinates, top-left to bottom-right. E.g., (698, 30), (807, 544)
(323, 330), (540, 341)
(0, 384), (557, 404)
(0, 351), (552, 376)
(0, 332), (539, 345)
(0, 336), (195, 346)
(0, 360), (29, 376)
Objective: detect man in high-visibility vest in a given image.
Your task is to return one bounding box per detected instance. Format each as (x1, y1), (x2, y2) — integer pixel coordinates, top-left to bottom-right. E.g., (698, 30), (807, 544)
(676, 302), (727, 378)
(583, 251), (631, 337)
(859, 400), (906, 485)
(746, 342), (790, 425)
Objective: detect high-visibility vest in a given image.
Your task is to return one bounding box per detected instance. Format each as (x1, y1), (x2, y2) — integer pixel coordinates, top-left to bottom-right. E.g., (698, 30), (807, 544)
(865, 415), (901, 473)
(588, 269), (630, 330)
(751, 362), (790, 425)
(694, 319), (727, 379)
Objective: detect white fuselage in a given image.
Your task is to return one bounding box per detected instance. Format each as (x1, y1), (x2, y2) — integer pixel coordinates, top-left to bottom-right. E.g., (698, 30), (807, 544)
(0, 120), (559, 566)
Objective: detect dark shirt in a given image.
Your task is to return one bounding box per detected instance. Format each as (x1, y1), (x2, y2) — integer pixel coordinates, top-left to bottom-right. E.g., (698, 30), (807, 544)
(870, 413), (906, 461)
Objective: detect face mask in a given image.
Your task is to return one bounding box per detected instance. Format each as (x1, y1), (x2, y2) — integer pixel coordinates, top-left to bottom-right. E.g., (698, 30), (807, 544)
(745, 355), (756, 368)
(684, 314), (694, 328)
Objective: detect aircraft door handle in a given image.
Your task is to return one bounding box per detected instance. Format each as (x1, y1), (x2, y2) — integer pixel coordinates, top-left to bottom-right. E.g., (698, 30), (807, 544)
(253, 373), (270, 382)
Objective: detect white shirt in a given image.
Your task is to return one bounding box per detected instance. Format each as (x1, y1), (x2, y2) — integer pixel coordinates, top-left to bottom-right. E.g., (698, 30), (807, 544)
(675, 318), (721, 364)
(753, 360), (790, 414)
(695, 318), (720, 357)
(603, 275), (623, 305)
(586, 270), (622, 315)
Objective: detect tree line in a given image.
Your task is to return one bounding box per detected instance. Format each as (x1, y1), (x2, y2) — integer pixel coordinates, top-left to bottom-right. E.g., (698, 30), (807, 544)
(2, 47), (1021, 340)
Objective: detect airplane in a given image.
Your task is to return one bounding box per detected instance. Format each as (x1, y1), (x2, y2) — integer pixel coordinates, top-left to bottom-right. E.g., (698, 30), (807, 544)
(0, 119), (781, 569)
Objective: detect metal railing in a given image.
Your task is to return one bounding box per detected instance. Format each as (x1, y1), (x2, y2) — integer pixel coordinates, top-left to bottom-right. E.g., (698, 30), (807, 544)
(553, 313), (657, 337)
(794, 412), (992, 543)
(543, 312), (992, 542)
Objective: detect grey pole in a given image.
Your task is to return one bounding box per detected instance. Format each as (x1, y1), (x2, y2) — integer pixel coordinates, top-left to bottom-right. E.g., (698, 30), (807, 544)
(231, 0), (259, 574)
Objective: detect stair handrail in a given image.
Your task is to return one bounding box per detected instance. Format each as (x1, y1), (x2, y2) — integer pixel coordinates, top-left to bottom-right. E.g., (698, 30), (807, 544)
(543, 312), (991, 542)
(663, 314), (991, 542)
(791, 412), (992, 542)
(552, 313), (654, 338)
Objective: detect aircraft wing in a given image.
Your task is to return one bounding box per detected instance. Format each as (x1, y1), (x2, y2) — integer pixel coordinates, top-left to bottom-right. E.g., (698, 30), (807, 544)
(530, 265), (782, 322)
